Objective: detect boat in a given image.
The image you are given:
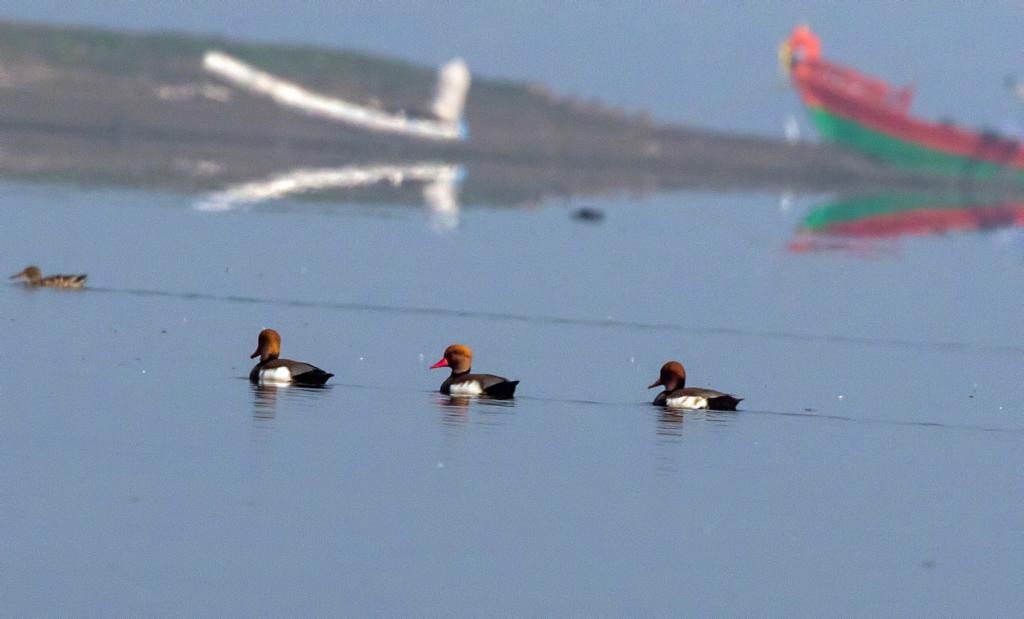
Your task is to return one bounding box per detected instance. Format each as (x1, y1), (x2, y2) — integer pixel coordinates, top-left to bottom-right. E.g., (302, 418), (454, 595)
(781, 25), (1024, 178)
(789, 193), (1024, 253)
(203, 51), (470, 141)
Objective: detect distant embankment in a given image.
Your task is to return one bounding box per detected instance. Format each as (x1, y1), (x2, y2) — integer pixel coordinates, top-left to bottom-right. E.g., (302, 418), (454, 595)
(0, 20), (971, 199)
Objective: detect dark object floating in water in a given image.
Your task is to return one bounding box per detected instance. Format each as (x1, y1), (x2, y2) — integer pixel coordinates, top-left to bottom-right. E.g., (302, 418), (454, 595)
(571, 207), (605, 222)
(9, 265), (87, 289)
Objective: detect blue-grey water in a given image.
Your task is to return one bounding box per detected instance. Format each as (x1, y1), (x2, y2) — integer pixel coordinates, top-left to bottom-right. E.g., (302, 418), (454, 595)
(2, 180), (1023, 615)
(4, 3), (1024, 613)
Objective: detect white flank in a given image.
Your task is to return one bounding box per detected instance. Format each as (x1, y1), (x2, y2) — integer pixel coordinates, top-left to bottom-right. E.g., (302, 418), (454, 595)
(258, 366), (293, 385)
(449, 381), (484, 396)
(665, 395), (709, 410)
(203, 51), (467, 141)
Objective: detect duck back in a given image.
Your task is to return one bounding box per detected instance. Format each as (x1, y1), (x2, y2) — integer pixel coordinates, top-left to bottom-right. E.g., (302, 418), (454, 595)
(251, 358), (333, 386)
(442, 373), (519, 399)
(655, 387), (741, 411)
(40, 274), (87, 288)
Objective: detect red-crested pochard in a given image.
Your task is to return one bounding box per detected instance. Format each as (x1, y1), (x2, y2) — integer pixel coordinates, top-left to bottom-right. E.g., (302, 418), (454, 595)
(648, 361), (741, 410)
(430, 343), (519, 399)
(249, 328), (333, 386)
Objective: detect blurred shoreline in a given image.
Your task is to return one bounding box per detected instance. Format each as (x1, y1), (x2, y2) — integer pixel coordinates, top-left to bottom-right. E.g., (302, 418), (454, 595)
(0, 19), (1014, 203)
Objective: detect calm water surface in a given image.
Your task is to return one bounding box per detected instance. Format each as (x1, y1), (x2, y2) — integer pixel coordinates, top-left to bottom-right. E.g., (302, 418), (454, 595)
(2, 180), (1023, 615)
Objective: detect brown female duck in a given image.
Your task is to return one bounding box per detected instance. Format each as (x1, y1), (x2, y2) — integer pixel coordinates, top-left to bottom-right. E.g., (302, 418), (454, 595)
(10, 265), (87, 289)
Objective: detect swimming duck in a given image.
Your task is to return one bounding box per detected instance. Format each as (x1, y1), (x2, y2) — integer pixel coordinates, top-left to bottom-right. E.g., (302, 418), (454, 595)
(10, 265), (87, 289)
(429, 343), (519, 398)
(648, 361), (742, 410)
(249, 328), (333, 386)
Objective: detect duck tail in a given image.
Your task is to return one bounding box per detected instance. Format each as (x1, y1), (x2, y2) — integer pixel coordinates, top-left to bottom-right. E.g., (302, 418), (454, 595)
(485, 380), (519, 399)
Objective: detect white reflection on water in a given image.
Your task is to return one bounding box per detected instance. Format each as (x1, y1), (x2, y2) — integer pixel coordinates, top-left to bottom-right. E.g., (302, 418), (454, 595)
(194, 162), (463, 231)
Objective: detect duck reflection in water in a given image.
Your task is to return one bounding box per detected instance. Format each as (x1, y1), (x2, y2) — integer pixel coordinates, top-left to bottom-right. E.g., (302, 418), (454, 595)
(250, 382), (333, 422)
(656, 408), (685, 437)
(251, 383), (280, 421)
(433, 393), (516, 426)
(656, 408), (738, 437)
(435, 394), (472, 424)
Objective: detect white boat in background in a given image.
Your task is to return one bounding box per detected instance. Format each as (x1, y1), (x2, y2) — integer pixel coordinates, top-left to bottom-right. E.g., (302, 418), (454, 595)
(203, 51), (470, 141)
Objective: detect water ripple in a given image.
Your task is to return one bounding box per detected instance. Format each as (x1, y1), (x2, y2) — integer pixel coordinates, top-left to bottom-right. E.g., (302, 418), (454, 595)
(86, 285), (1024, 356)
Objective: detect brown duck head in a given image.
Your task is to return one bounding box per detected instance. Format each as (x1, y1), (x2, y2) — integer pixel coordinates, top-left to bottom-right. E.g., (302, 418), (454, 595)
(648, 361), (687, 391)
(9, 265), (42, 284)
(250, 329), (282, 363)
(430, 343), (473, 373)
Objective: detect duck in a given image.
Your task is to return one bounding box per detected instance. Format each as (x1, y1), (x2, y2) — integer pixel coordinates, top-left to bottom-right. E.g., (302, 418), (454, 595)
(429, 343), (519, 398)
(249, 328), (333, 386)
(10, 265), (87, 289)
(648, 361), (742, 410)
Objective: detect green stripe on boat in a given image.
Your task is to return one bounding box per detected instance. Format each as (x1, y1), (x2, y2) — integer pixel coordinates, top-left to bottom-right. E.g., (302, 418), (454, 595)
(807, 106), (1019, 178)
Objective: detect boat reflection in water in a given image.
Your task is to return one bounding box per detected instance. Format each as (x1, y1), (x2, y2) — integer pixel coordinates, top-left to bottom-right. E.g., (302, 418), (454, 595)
(194, 162), (464, 232)
(789, 193), (1024, 255)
